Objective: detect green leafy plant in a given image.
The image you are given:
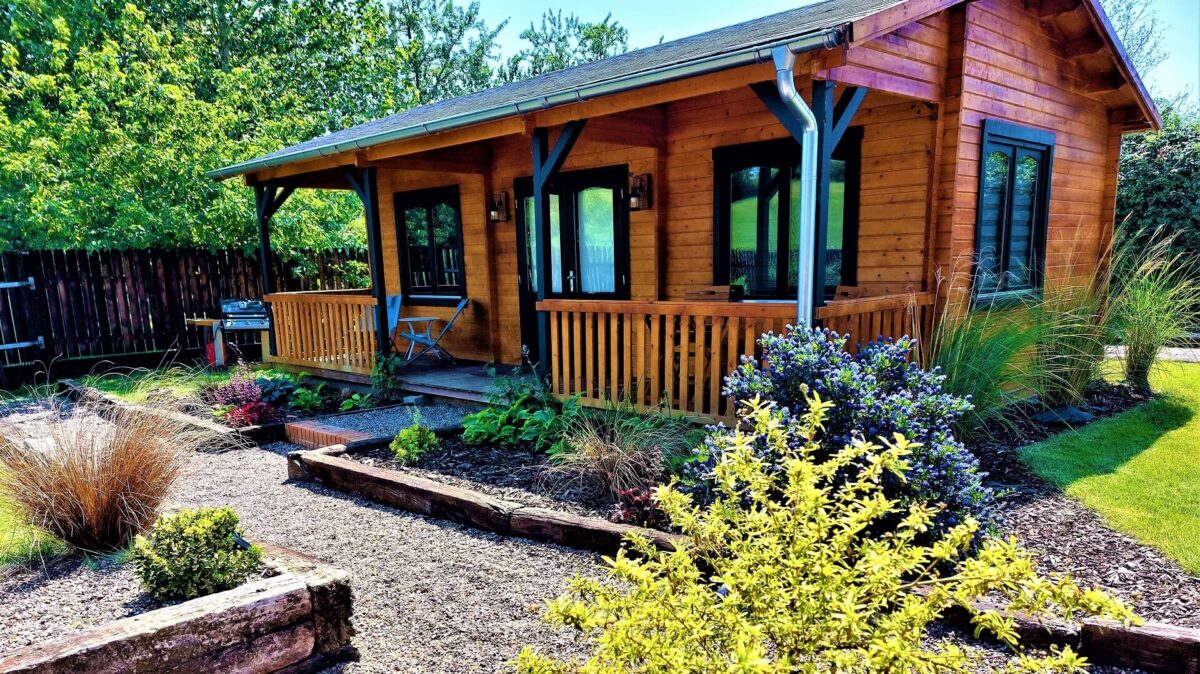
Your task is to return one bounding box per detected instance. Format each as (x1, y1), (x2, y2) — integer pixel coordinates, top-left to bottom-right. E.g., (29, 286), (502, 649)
(371, 352), (406, 403)
(340, 393), (374, 412)
(515, 397), (1137, 673)
(462, 394), (582, 453)
(1109, 231), (1200, 392)
(289, 383), (326, 412)
(133, 507), (263, 601)
(390, 410), (440, 465)
(547, 399), (699, 498)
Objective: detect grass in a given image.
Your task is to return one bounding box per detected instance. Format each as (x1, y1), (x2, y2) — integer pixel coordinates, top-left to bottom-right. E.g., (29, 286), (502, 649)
(80, 367), (231, 404)
(729, 182), (845, 251)
(1019, 362), (1200, 574)
(0, 475), (66, 565)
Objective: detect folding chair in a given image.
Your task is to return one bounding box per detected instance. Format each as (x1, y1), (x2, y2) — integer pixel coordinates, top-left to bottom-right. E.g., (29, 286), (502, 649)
(395, 297), (469, 364)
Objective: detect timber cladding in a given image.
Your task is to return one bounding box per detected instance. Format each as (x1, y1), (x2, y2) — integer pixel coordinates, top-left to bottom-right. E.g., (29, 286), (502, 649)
(366, 0), (1133, 368)
(938, 0), (1117, 296)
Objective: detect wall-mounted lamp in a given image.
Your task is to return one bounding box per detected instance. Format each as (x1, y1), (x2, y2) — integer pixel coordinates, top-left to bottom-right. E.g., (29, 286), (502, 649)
(628, 173), (652, 211)
(488, 191), (510, 223)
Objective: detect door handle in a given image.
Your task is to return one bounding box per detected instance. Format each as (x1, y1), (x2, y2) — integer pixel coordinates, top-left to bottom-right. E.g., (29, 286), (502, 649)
(567, 270), (576, 292)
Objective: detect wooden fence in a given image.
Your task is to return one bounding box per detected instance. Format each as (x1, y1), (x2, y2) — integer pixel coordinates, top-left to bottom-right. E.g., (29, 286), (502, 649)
(0, 248), (367, 369)
(264, 291), (379, 376)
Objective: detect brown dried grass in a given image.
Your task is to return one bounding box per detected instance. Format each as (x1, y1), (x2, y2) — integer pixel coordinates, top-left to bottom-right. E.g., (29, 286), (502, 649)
(0, 393), (235, 552)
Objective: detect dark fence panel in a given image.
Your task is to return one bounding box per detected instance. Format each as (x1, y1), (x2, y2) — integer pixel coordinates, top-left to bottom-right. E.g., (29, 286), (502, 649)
(0, 248), (367, 369)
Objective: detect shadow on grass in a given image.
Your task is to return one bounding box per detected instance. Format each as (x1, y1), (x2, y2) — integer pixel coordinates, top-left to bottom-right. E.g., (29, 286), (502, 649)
(1019, 393), (1193, 488)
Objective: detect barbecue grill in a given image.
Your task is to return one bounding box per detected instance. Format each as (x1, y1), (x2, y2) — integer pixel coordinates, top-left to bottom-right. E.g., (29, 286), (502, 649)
(220, 298), (270, 331)
(185, 298), (271, 368)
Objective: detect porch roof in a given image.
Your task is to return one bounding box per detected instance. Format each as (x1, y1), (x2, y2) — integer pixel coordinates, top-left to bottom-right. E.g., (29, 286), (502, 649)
(209, 0), (1162, 182)
(207, 0), (905, 180)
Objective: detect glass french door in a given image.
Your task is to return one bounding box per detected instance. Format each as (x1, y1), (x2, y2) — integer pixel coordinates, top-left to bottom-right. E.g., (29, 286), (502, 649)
(514, 165), (630, 358)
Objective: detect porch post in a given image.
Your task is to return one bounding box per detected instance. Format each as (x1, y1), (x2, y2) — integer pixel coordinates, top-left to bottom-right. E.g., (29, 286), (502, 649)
(531, 120), (586, 378)
(345, 167), (390, 357)
(255, 182), (295, 357)
(753, 80), (867, 314)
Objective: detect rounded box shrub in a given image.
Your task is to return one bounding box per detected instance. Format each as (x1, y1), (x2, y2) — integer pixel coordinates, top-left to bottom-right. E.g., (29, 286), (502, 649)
(133, 507), (264, 601)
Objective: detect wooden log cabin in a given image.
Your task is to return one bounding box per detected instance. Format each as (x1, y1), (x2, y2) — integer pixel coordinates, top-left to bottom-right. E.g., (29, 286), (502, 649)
(210, 0), (1159, 420)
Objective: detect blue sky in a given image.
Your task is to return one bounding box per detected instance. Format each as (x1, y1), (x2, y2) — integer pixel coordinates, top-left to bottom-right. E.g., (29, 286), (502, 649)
(480, 0), (1198, 102)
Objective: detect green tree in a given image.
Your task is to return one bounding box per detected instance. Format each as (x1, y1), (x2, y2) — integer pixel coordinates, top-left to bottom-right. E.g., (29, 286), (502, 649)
(498, 10), (628, 83)
(1116, 103), (1200, 262)
(1100, 0), (1167, 82)
(386, 0), (503, 104)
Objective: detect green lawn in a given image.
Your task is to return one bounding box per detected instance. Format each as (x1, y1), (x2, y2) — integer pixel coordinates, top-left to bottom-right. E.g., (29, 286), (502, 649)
(729, 182), (845, 251)
(1020, 362), (1200, 574)
(0, 478), (65, 565)
(80, 367), (232, 403)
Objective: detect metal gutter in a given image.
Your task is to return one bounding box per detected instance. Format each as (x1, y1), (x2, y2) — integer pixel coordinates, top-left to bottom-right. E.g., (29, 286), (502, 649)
(207, 27), (845, 181)
(769, 46), (820, 328)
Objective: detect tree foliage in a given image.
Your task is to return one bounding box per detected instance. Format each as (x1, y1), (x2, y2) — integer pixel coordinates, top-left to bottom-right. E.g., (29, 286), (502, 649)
(1116, 104), (1200, 262)
(1100, 0), (1166, 81)
(499, 10), (628, 83)
(0, 0), (626, 260)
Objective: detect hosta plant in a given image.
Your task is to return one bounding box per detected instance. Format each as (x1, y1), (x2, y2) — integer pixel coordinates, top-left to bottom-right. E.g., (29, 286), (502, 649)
(515, 397), (1136, 674)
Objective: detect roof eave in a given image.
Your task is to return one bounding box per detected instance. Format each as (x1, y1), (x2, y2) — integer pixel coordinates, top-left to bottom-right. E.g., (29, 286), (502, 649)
(1081, 0), (1162, 131)
(207, 26), (846, 182)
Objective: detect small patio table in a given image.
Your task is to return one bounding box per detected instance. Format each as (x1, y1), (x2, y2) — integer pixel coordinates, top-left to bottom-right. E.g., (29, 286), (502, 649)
(391, 316), (439, 361)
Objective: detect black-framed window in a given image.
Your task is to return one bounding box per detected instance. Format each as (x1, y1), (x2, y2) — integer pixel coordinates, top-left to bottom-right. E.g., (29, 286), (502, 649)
(515, 165), (631, 300)
(394, 185), (466, 299)
(712, 133), (861, 300)
(974, 119), (1055, 303)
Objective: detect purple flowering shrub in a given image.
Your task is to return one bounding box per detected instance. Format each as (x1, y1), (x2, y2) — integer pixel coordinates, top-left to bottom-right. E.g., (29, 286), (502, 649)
(210, 363), (262, 408)
(687, 326), (996, 541)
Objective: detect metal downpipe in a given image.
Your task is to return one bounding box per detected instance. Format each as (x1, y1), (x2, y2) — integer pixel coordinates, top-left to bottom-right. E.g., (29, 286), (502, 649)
(771, 46), (819, 328)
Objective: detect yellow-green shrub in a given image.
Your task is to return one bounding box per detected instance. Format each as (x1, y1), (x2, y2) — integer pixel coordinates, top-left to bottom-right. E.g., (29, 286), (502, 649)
(514, 396), (1136, 673)
(390, 412), (439, 466)
(133, 507), (263, 601)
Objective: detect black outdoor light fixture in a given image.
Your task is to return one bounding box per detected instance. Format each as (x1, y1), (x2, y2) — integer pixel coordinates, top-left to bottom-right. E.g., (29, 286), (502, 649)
(628, 173), (652, 211)
(488, 191), (510, 223)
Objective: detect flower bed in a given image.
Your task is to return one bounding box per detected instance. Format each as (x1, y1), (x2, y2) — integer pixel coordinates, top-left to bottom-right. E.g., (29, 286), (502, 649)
(0, 542), (353, 673)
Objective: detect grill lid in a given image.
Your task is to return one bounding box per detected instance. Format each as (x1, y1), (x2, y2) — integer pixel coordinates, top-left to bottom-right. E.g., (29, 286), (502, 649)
(220, 298), (267, 316)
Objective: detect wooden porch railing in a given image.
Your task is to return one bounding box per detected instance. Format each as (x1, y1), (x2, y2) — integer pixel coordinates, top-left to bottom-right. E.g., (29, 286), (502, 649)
(264, 290), (378, 375)
(537, 292), (936, 421)
(814, 292), (936, 352)
(536, 300), (796, 421)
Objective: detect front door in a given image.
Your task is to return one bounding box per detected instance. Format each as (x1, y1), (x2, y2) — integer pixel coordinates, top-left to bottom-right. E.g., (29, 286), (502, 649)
(514, 165), (630, 365)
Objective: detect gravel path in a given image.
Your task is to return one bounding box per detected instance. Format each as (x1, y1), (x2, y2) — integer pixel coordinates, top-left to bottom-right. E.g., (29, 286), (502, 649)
(319, 404), (473, 435)
(0, 558), (157, 653)
(171, 442), (600, 673)
(1, 410), (603, 672)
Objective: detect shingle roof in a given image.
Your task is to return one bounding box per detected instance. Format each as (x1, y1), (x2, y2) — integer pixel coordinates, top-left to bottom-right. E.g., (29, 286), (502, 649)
(211, 0), (906, 179)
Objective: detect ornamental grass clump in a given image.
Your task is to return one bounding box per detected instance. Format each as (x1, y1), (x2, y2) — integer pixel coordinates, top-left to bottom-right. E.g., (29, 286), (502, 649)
(1109, 232), (1200, 393)
(515, 397), (1137, 674)
(0, 395), (233, 552)
(708, 326), (994, 539)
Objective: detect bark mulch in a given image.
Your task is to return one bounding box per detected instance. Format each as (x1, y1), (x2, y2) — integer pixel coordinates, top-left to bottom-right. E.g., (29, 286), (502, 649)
(968, 383), (1200, 629)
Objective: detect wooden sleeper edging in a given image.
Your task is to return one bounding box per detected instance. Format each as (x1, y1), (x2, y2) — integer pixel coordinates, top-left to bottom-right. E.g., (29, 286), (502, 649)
(291, 444), (683, 556)
(0, 544), (354, 674)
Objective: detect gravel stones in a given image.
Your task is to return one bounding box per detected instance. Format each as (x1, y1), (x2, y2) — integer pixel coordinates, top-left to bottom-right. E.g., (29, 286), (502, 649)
(170, 442), (599, 672)
(319, 404), (472, 436)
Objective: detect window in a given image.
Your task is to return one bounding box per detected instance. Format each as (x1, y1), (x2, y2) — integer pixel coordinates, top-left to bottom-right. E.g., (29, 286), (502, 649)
(974, 119), (1055, 302)
(713, 135), (861, 300)
(394, 185), (466, 299)
(515, 166), (630, 299)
